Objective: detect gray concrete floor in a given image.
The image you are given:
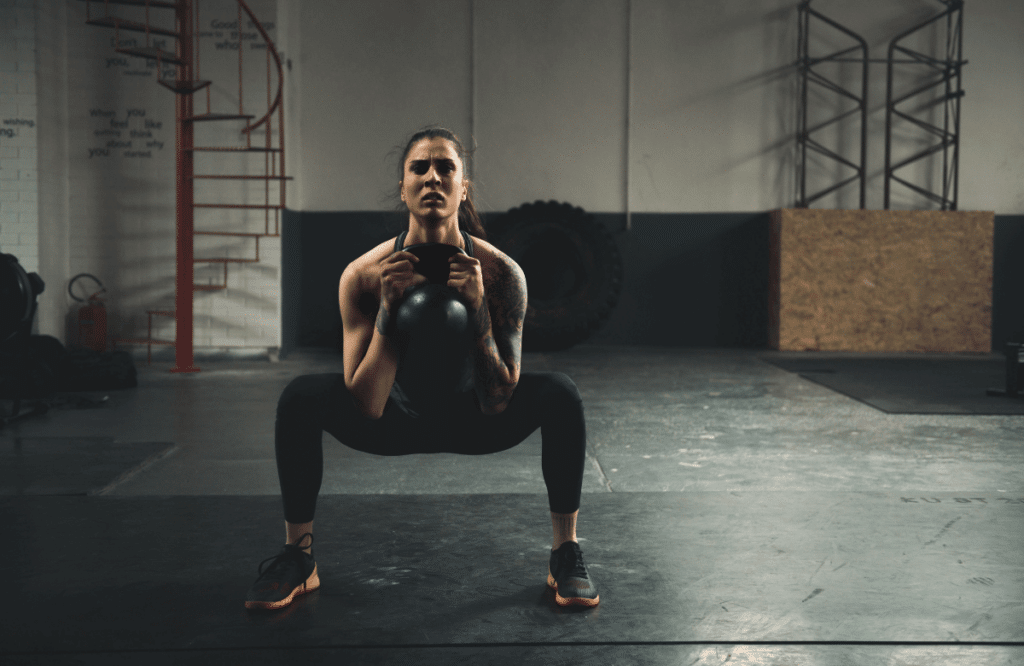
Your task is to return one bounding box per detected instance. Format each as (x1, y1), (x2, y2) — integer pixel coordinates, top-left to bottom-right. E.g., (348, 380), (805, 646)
(7, 345), (1024, 498)
(2, 345), (1023, 665)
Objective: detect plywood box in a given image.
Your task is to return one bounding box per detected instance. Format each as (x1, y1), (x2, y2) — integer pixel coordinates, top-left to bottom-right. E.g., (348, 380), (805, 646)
(769, 209), (994, 352)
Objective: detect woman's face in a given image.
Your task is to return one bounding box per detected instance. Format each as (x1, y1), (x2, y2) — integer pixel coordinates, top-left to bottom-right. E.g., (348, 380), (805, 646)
(400, 137), (468, 223)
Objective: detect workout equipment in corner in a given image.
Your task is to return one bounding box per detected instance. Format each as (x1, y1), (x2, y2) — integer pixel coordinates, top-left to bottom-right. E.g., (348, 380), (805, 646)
(488, 200), (623, 352)
(392, 242), (475, 407)
(986, 340), (1023, 399)
(1, 253), (44, 346)
(1, 253), (52, 425)
(0, 256), (138, 428)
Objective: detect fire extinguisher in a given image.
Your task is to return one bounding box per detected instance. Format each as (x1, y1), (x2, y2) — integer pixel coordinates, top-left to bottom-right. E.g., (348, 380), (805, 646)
(69, 273), (108, 352)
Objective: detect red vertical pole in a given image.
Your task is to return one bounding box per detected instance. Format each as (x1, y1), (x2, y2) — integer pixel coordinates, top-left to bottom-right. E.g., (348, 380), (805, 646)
(172, 0), (199, 373)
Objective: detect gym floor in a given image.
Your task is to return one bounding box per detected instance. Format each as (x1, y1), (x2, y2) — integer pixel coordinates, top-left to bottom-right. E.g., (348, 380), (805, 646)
(1, 345), (1022, 665)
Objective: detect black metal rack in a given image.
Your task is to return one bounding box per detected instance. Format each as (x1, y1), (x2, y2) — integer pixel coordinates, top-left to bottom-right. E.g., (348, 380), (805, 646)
(796, 0), (868, 209)
(884, 0), (966, 211)
(796, 0), (967, 210)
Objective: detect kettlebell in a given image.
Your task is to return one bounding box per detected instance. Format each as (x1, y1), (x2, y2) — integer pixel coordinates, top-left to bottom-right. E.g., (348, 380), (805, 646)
(393, 243), (475, 402)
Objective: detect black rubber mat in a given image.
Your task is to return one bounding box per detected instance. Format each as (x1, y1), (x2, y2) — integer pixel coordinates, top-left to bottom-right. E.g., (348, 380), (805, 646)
(0, 437), (175, 495)
(763, 355), (1024, 414)
(0, 492), (1022, 664)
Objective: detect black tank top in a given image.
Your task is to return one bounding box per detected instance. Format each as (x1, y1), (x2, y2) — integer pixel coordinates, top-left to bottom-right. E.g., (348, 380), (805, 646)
(389, 230), (476, 417)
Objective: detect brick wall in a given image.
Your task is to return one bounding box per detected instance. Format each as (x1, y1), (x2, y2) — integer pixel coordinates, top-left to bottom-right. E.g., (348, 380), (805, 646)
(0, 0), (38, 277)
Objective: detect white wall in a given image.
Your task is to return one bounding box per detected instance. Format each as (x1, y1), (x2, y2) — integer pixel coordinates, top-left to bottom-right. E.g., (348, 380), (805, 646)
(35, 0), (70, 342)
(474, 0), (629, 213)
(287, 0), (1024, 215)
(959, 0), (1024, 214)
(290, 0), (473, 213)
(629, 0), (797, 212)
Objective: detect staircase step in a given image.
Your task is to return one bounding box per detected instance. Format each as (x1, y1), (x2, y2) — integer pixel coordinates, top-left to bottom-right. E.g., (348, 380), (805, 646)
(194, 203), (284, 210)
(184, 113), (256, 122)
(194, 258), (259, 264)
(113, 338), (174, 346)
(86, 16), (179, 37)
(193, 174), (293, 181)
(116, 46), (182, 66)
(195, 231), (274, 238)
(79, 0), (176, 9)
(193, 284), (227, 292)
(157, 79), (212, 94)
(186, 146), (282, 153)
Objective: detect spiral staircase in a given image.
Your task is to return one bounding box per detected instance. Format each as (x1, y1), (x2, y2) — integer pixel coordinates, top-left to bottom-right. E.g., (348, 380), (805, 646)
(82, 0), (290, 372)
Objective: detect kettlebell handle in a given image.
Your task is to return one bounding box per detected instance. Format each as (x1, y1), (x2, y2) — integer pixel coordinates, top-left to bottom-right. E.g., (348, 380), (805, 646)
(399, 242), (467, 286)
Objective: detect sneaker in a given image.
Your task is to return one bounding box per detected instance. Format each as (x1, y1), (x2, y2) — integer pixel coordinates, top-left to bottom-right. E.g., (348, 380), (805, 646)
(547, 541), (600, 607)
(245, 533), (320, 610)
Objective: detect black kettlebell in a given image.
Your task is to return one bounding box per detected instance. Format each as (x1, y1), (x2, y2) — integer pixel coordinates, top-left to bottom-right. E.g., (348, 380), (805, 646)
(393, 243), (475, 402)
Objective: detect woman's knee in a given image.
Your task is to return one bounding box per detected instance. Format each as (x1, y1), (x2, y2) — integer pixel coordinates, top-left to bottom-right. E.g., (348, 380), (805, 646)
(540, 371), (583, 410)
(517, 371), (583, 423)
(277, 373), (347, 416)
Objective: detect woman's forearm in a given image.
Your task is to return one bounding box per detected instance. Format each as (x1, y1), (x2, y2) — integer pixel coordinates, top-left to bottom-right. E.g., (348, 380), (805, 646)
(469, 302), (516, 413)
(348, 306), (400, 419)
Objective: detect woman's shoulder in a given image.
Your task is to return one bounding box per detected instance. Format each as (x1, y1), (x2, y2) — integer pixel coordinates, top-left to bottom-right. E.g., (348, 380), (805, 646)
(341, 237), (398, 286)
(474, 236), (526, 293)
(474, 236), (521, 276)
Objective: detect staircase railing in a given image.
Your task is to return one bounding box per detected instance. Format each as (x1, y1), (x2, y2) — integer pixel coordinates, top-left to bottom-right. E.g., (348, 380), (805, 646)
(83, 0), (290, 372)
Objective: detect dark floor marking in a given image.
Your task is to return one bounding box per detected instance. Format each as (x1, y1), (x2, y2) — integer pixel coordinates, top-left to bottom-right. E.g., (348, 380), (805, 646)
(924, 516), (963, 547)
(801, 588), (825, 603)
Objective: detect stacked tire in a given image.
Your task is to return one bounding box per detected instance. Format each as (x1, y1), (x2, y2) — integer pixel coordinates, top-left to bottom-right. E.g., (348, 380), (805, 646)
(488, 201), (623, 352)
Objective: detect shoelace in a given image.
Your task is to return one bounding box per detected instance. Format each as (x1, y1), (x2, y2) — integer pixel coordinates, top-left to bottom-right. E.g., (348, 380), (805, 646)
(256, 548), (298, 580)
(558, 545), (590, 580)
(256, 535), (313, 579)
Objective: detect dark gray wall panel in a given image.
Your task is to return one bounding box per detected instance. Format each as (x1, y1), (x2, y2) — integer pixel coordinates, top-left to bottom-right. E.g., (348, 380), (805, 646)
(283, 211), (1020, 351)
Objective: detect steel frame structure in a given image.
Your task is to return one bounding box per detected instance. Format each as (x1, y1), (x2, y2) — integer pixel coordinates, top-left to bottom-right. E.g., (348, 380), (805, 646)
(884, 0), (966, 210)
(796, 0), (868, 209)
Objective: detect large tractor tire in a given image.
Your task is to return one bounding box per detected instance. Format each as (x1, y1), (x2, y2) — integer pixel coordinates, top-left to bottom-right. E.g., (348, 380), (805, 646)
(488, 200), (623, 351)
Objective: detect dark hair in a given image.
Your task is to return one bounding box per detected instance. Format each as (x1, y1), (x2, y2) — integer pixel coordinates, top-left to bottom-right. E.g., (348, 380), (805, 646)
(398, 127), (487, 240)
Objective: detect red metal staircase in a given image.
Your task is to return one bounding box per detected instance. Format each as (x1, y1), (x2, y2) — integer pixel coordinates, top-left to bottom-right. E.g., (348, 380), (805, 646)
(83, 0), (290, 372)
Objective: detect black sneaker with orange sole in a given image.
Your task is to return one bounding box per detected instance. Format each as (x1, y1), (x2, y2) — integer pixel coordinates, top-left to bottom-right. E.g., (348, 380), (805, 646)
(245, 533), (320, 610)
(547, 541), (600, 607)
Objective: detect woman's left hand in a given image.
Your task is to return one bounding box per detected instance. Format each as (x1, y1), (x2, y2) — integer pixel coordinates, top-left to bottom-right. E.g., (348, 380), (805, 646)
(448, 253), (486, 312)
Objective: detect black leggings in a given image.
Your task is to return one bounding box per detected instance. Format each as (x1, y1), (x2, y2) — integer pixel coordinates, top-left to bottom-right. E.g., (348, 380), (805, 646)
(274, 371), (587, 523)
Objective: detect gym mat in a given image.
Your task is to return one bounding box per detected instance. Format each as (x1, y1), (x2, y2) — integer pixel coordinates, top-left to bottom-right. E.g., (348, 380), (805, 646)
(0, 436), (176, 496)
(0, 492), (1021, 663)
(763, 355), (1024, 415)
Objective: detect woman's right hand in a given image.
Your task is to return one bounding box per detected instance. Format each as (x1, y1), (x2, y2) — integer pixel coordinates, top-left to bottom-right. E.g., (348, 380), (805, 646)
(379, 250), (428, 309)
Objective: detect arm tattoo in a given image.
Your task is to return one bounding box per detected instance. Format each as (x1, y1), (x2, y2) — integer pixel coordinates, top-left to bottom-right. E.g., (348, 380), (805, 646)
(471, 298), (492, 339)
(375, 301), (392, 336)
(472, 261), (527, 411)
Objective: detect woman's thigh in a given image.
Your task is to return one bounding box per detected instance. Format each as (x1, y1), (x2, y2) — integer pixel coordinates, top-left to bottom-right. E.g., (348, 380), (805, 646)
(446, 372), (583, 455)
(314, 372), (581, 457)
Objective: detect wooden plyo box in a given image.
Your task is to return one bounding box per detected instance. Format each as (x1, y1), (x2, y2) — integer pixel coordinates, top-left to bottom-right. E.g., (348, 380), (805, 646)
(769, 209), (994, 352)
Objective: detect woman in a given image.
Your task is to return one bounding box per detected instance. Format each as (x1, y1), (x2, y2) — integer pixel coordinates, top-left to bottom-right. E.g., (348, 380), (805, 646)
(245, 127), (599, 610)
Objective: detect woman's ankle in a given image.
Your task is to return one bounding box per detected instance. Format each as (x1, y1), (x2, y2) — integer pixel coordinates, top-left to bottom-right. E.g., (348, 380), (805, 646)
(285, 521), (314, 554)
